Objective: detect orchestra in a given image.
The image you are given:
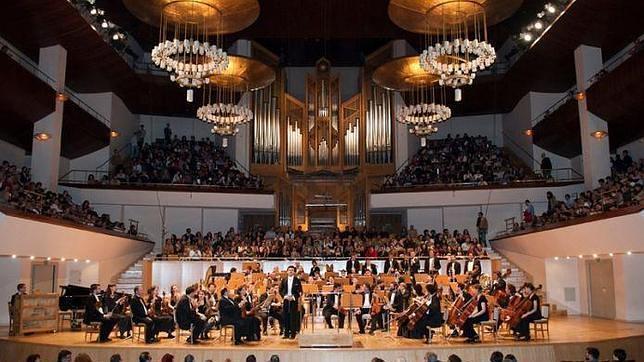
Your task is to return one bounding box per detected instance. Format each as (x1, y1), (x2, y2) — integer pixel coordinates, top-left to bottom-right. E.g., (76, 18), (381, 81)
(24, 255), (548, 348)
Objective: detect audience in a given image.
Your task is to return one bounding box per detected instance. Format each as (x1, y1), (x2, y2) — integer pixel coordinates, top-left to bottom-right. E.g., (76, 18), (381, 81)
(57, 350), (72, 362)
(585, 347), (600, 362)
(612, 348), (627, 362)
(73, 354), (92, 362)
(139, 352), (152, 362)
(384, 134), (536, 188)
(26, 355), (40, 362)
(105, 132), (261, 189)
(161, 226), (488, 259)
(109, 355), (123, 362)
(490, 351), (504, 362)
(0, 160), (129, 234)
(511, 158), (642, 234)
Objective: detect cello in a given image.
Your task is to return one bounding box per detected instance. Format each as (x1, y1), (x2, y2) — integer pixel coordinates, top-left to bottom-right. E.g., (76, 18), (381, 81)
(506, 285), (542, 329)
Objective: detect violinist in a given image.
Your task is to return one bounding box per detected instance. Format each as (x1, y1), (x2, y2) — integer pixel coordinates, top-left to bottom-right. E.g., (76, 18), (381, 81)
(362, 259), (378, 275)
(322, 284), (345, 329)
(195, 289), (216, 339)
(491, 272), (507, 294)
(258, 284), (283, 335)
(462, 284), (488, 343)
(175, 286), (206, 344)
(219, 287), (261, 344)
(102, 284), (131, 339)
(309, 259), (321, 277)
(83, 284), (118, 343)
(169, 284), (181, 308)
(384, 254), (399, 274)
(131, 286), (159, 344)
(513, 283), (541, 341)
(355, 284), (374, 334)
(147, 286), (175, 339)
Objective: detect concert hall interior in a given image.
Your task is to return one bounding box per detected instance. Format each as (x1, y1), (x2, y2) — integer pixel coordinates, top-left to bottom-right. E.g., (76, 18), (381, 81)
(0, 0), (643, 361)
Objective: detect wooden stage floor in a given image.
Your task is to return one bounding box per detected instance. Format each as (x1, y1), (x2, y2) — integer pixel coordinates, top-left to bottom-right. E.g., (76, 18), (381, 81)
(1, 316), (643, 362)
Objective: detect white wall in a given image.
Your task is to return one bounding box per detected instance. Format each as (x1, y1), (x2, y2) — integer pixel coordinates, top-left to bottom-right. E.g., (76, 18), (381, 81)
(426, 114), (504, 146)
(60, 186), (275, 250)
(615, 137), (644, 162)
(137, 114), (216, 144)
(371, 183), (584, 235)
(492, 209), (644, 321)
(0, 139), (26, 167)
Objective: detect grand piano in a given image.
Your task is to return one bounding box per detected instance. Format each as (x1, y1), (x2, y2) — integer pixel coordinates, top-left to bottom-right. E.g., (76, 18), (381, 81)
(59, 284), (91, 329)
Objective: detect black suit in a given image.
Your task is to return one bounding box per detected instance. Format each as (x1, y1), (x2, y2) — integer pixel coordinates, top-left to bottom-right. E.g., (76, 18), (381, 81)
(130, 295), (157, 343)
(446, 261), (461, 277)
(389, 291), (405, 313)
(309, 265), (320, 277)
(175, 295), (206, 342)
(279, 276), (303, 338)
(426, 257), (442, 272)
(355, 292), (373, 334)
(361, 264), (378, 275)
(102, 294), (131, 336)
(345, 259), (361, 274)
(384, 259), (399, 274)
(464, 259), (482, 274)
(83, 294), (118, 341)
(322, 294), (345, 328)
(219, 296), (259, 342)
(410, 259), (421, 275)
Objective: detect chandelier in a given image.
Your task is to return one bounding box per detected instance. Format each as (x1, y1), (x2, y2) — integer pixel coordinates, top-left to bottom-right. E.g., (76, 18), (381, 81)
(419, 2), (495, 102)
(152, 1), (229, 102)
(197, 55), (275, 140)
(123, 0), (260, 102)
(388, 0), (522, 102)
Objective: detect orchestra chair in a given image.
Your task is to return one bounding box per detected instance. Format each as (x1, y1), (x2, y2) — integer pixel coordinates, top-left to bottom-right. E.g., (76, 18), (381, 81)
(57, 310), (73, 332)
(426, 324), (448, 344)
(84, 322), (102, 342)
(220, 324), (235, 344)
(531, 303), (550, 339)
(132, 322), (147, 344)
(173, 310), (195, 344)
(8, 303), (15, 336)
(267, 316), (279, 335)
(477, 307), (500, 342)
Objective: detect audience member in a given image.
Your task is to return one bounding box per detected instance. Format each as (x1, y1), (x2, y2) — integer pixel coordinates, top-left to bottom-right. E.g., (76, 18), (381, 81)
(490, 351), (504, 362)
(425, 352), (440, 362)
(184, 355), (195, 362)
(245, 355), (257, 362)
(26, 355), (40, 362)
(106, 134), (261, 189)
(73, 354), (92, 362)
(139, 352), (152, 362)
(109, 355), (122, 362)
(612, 348), (627, 362)
(384, 134), (535, 188)
(57, 350), (72, 362)
(502, 354), (517, 362)
(585, 347), (600, 362)
(161, 354), (174, 362)
(161, 226), (488, 259)
(447, 355), (462, 362)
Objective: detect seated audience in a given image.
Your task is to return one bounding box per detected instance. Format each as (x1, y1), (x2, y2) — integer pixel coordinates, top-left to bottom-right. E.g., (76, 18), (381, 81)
(57, 350), (72, 362)
(384, 134), (537, 188)
(105, 134), (261, 189)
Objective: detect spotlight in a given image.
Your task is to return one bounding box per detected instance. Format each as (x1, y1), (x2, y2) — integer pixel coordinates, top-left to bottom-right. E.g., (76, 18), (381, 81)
(56, 92), (69, 102)
(85, 259), (91, 263)
(74, 258), (78, 263)
(627, 251), (632, 255)
(554, 257), (559, 260)
(11, 254), (16, 259)
(29, 256), (35, 260)
(34, 133), (51, 141)
(578, 254), (583, 259)
(61, 257), (66, 262)
(101, 20), (108, 29)
(609, 253), (614, 257)
(566, 256), (570, 260)
(534, 21), (543, 30)
(523, 129), (534, 136)
(523, 33), (533, 42)
(546, 4), (556, 13)
(592, 253), (598, 259)
(574, 91), (585, 101)
(110, 130), (120, 138)
(590, 130), (608, 139)
(112, 33), (119, 40)
(47, 257), (51, 261)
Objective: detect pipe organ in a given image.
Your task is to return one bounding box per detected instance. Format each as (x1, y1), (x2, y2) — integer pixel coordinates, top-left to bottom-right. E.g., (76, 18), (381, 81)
(366, 85), (393, 164)
(252, 85), (280, 164)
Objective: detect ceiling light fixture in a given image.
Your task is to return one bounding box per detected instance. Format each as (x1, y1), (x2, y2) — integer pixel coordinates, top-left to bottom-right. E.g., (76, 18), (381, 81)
(574, 91), (585, 101)
(590, 130), (608, 139)
(34, 133), (51, 141)
(523, 129), (534, 136)
(110, 130), (120, 138)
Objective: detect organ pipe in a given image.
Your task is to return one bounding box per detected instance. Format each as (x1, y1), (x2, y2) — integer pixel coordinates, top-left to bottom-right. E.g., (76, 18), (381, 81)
(366, 86), (392, 164)
(252, 86), (280, 164)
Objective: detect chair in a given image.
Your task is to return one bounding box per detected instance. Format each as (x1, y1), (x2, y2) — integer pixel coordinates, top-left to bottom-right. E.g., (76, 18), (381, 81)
(84, 322), (101, 342)
(478, 307), (500, 342)
(173, 309), (195, 344)
(132, 322), (147, 343)
(57, 310), (73, 332)
(220, 324), (235, 344)
(426, 324), (448, 344)
(8, 302), (15, 336)
(531, 303), (550, 339)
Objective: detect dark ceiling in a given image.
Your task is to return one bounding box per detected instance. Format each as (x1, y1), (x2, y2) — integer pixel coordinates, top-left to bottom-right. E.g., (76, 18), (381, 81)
(98, 0), (545, 66)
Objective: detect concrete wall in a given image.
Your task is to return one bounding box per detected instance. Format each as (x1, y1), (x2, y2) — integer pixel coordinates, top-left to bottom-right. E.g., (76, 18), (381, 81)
(60, 186), (275, 251)
(492, 209), (644, 320)
(0, 139), (26, 167)
(371, 183), (584, 235)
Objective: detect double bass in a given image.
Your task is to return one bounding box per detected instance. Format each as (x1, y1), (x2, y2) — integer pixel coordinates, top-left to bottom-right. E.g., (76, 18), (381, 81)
(505, 285), (542, 329)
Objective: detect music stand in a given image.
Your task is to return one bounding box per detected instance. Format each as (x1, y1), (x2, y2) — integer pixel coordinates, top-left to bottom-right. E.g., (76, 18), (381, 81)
(302, 284), (319, 333)
(340, 292), (362, 333)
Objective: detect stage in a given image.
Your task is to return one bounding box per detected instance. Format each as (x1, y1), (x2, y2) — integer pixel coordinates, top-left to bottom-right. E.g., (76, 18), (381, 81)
(1, 317), (643, 362)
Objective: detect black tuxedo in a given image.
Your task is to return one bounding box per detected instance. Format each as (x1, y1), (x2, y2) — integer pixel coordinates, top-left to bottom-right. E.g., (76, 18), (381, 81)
(322, 293), (345, 328)
(384, 259), (399, 274)
(389, 290), (405, 313)
(175, 294), (206, 342)
(361, 264), (378, 275)
(410, 259), (421, 275)
(219, 296), (256, 342)
(345, 259), (361, 274)
(102, 294), (131, 336)
(355, 292), (374, 333)
(464, 259), (482, 274)
(309, 265), (321, 277)
(426, 257), (442, 272)
(131, 295), (157, 343)
(83, 294), (117, 341)
(279, 276), (303, 337)
(446, 261), (461, 277)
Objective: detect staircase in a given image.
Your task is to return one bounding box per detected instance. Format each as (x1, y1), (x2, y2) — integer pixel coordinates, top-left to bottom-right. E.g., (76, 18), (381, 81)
(486, 248), (528, 288)
(115, 258), (147, 293)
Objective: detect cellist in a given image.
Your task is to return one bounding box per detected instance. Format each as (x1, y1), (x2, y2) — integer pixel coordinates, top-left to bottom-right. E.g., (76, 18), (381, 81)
(447, 283), (471, 337)
(462, 284), (489, 343)
(512, 283), (541, 341)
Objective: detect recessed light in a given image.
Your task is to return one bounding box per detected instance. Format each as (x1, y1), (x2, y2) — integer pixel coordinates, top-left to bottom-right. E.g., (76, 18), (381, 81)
(29, 256), (35, 260)
(34, 132), (51, 141)
(554, 257), (559, 260)
(11, 254), (16, 259)
(627, 251), (632, 255)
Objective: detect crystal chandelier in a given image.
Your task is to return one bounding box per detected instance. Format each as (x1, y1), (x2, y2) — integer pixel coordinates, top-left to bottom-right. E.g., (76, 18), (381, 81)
(418, 1), (496, 101)
(397, 83), (451, 138)
(151, 1), (229, 102)
(197, 103), (253, 136)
